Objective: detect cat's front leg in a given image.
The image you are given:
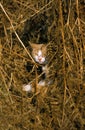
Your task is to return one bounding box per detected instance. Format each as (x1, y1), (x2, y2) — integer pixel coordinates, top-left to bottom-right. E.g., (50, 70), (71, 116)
(22, 80), (46, 92)
(38, 80), (45, 86)
(23, 84), (32, 92)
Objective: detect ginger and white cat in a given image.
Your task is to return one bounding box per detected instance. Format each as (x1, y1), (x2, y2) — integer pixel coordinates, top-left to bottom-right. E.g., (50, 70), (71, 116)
(23, 42), (48, 92)
(30, 43), (47, 65)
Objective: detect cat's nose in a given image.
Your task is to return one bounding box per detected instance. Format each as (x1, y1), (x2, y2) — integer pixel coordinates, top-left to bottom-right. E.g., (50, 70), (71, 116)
(38, 57), (42, 61)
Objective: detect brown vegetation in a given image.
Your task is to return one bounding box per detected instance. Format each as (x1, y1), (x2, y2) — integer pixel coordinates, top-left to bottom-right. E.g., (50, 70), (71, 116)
(0, 0), (85, 129)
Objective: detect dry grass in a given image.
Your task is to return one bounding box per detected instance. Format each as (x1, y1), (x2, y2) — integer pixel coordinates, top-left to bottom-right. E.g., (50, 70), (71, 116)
(0, 0), (85, 129)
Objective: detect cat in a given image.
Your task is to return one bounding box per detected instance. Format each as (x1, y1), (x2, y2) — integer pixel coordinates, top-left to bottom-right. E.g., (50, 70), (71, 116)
(29, 42), (47, 65)
(21, 12), (51, 92)
(23, 42), (48, 92)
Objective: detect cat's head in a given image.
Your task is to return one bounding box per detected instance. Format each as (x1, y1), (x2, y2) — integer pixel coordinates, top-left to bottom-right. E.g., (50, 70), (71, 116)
(29, 42), (47, 65)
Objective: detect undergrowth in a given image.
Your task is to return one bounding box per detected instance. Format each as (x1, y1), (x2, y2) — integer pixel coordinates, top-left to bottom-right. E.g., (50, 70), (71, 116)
(0, 0), (85, 130)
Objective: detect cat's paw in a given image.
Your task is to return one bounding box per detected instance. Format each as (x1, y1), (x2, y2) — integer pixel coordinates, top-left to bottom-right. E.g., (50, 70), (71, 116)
(22, 84), (32, 92)
(38, 80), (45, 86)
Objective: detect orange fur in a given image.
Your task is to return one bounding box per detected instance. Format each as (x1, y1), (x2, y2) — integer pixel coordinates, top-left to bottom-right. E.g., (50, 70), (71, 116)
(29, 42), (47, 64)
(30, 43), (46, 57)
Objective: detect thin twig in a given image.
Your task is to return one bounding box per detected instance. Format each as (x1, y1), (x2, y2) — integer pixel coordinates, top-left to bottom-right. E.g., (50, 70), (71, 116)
(59, 0), (67, 123)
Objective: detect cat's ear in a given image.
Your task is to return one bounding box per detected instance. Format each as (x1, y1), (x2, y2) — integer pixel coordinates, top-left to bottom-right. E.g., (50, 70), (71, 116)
(41, 44), (47, 50)
(28, 41), (32, 47)
(28, 41), (33, 51)
(28, 42), (37, 49)
(42, 42), (50, 50)
(29, 42), (43, 49)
